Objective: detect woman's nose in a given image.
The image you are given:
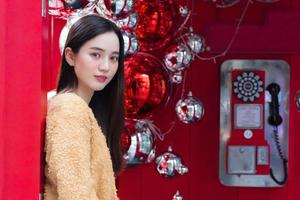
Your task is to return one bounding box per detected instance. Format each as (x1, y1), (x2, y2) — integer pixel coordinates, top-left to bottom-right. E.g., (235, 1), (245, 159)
(99, 57), (110, 71)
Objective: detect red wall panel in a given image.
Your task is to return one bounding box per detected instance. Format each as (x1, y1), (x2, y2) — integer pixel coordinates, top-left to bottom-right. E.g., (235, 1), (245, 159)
(0, 0), (43, 199)
(0, 0), (6, 197)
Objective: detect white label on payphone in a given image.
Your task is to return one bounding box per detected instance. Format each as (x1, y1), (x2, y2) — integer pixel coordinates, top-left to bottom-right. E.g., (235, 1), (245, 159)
(234, 104), (263, 129)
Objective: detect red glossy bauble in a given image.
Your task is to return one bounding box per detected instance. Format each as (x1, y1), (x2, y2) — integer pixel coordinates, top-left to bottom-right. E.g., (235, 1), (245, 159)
(134, 0), (180, 51)
(124, 53), (171, 118)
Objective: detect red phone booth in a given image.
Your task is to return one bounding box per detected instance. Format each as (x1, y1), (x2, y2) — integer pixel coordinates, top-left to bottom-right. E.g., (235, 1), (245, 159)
(1, 0), (300, 200)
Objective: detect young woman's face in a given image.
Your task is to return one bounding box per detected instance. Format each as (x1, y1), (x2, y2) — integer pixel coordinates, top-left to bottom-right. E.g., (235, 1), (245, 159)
(68, 32), (120, 93)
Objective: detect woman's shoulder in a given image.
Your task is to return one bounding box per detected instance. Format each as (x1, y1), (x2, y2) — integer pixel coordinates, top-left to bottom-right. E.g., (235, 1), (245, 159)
(49, 92), (84, 104)
(47, 92), (89, 115)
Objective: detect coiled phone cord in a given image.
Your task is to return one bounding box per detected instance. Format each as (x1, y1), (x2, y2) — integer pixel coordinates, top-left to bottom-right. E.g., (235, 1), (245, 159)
(270, 126), (288, 185)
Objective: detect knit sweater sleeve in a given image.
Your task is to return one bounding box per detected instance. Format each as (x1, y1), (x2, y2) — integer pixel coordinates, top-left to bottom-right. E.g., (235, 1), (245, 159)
(45, 95), (98, 200)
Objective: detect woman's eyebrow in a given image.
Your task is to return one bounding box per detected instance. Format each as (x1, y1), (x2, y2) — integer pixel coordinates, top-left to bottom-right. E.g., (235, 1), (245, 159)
(89, 47), (103, 51)
(111, 51), (120, 55)
(89, 47), (119, 55)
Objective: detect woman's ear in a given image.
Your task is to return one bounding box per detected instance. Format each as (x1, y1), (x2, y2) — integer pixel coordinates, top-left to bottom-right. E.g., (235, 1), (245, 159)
(65, 47), (76, 66)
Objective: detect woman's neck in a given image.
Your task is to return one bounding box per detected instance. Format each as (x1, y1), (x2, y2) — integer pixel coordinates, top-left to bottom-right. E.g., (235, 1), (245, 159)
(73, 87), (94, 104)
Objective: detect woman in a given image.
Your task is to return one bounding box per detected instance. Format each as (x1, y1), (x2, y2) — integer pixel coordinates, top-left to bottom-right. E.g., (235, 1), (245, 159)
(44, 14), (124, 200)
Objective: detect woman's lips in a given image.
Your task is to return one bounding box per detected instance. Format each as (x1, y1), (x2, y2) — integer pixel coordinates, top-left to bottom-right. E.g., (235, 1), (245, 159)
(95, 75), (107, 83)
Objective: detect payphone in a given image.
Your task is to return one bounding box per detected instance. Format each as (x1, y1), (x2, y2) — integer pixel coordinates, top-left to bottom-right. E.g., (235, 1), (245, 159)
(219, 60), (289, 187)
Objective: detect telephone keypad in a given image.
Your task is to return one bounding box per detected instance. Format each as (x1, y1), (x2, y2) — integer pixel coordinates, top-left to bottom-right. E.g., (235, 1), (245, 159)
(233, 72), (263, 102)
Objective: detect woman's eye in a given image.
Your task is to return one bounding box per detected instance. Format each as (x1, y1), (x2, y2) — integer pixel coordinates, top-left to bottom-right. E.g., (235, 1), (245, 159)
(111, 56), (119, 62)
(91, 53), (100, 58)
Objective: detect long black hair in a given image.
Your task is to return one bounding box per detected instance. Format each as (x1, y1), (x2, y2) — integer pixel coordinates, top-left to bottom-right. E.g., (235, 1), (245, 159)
(56, 14), (125, 174)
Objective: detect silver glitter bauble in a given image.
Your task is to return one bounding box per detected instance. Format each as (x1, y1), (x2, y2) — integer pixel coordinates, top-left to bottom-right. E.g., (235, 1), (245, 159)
(48, 0), (96, 19)
(122, 29), (139, 56)
(164, 44), (192, 72)
(172, 190), (183, 200)
(156, 146), (189, 178)
(96, 0), (135, 18)
(185, 32), (206, 55)
(175, 91), (204, 124)
(171, 71), (183, 84)
(115, 11), (138, 29)
(179, 6), (189, 17)
(295, 90), (300, 112)
(123, 120), (156, 165)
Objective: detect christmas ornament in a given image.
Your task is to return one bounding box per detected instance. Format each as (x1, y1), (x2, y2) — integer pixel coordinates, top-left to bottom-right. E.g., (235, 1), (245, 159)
(96, 0), (135, 18)
(171, 71), (183, 84)
(135, 0), (184, 51)
(156, 146), (189, 178)
(172, 190), (183, 200)
(122, 120), (156, 165)
(212, 0), (240, 8)
(175, 91), (204, 124)
(115, 11), (138, 29)
(295, 90), (300, 112)
(164, 43), (193, 72)
(124, 53), (171, 118)
(183, 32), (206, 55)
(122, 29), (139, 56)
(179, 6), (189, 17)
(49, 0), (96, 19)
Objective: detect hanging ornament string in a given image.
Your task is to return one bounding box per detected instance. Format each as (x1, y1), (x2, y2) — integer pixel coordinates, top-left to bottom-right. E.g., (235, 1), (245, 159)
(149, 73), (188, 140)
(153, 71), (189, 139)
(173, 7), (192, 37)
(134, 119), (175, 141)
(153, 65), (188, 140)
(198, 0), (253, 62)
(182, 0), (253, 63)
(176, 1), (190, 112)
(180, 70), (188, 99)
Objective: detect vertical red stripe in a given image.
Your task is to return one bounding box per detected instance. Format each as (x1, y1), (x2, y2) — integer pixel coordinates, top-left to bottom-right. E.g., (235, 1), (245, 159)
(0, 0), (43, 199)
(0, 0), (7, 197)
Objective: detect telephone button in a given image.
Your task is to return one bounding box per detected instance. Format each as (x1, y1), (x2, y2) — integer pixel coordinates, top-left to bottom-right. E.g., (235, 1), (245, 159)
(257, 146), (269, 165)
(243, 129), (253, 139)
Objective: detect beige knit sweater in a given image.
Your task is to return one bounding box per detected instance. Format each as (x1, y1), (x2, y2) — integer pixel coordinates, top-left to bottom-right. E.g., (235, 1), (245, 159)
(44, 93), (119, 200)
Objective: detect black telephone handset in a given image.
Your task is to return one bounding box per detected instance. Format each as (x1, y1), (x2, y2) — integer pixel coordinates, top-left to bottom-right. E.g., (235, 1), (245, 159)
(266, 83), (283, 126)
(266, 83), (288, 185)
